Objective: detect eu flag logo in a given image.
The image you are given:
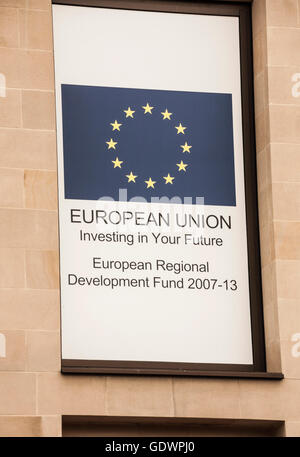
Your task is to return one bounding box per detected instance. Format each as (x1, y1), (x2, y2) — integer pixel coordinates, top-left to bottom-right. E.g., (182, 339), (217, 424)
(61, 85), (236, 206)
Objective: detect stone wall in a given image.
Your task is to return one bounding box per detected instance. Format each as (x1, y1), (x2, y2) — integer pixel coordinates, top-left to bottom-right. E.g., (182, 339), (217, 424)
(0, 0), (299, 437)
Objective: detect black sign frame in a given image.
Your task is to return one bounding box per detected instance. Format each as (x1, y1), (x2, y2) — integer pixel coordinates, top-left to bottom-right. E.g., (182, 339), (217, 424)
(52, 0), (283, 379)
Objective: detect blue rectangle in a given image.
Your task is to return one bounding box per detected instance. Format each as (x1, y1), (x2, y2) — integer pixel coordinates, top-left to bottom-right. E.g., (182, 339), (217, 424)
(61, 84), (236, 206)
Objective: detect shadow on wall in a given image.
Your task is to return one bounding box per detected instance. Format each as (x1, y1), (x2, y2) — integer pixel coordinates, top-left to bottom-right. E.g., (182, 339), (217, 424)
(62, 416), (285, 437)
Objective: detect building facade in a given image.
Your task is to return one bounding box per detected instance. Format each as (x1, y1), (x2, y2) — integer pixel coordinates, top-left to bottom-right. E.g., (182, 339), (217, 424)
(0, 0), (300, 437)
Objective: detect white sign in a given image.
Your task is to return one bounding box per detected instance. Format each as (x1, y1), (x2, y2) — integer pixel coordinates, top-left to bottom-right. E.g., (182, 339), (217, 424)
(53, 4), (255, 369)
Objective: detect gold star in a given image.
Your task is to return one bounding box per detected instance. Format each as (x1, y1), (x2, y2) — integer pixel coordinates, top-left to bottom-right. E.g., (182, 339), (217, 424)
(145, 177), (156, 189)
(142, 103), (154, 114)
(175, 123), (186, 134)
(163, 173), (175, 184)
(112, 157), (123, 168)
(161, 109), (172, 120)
(124, 107), (135, 118)
(110, 120), (122, 131)
(181, 142), (192, 153)
(126, 171), (137, 183)
(106, 138), (117, 150)
(177, 160), (188, 172)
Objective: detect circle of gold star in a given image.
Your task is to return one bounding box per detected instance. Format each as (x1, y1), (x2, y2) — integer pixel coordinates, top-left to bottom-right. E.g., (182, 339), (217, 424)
(163, 173), (175, 184)
(142, 103), (154, 114)
(145, 177), (156, 189)
(175, 123), (186, 134)
(177, 160), (188, 172)
(106, 102), (192, 189)
(110, 120), (122, 131)
(106, 138), (117, 150)
(161, 109), (172, 120)
(124, 107), (135, 118)
(181, 142), (192, 153)
(112, 157), (123, 168)
(126, 171), (137, 183)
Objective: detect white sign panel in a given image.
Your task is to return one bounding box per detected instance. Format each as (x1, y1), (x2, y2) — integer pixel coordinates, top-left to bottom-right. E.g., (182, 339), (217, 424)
(53, 4), (261, 372)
